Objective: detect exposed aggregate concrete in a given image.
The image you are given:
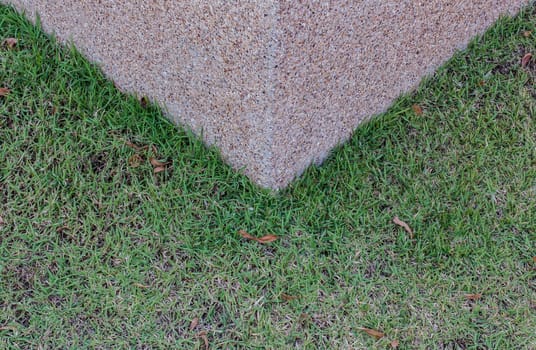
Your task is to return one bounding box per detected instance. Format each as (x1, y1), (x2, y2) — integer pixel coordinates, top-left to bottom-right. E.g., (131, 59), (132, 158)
(3, 1), (528, 188)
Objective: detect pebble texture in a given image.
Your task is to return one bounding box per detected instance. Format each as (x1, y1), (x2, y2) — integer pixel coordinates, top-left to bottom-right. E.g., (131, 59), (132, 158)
(4, 1), (527, 188)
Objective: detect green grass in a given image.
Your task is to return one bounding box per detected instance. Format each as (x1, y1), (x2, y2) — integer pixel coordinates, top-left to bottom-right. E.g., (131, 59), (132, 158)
(0, 4), (534, 349)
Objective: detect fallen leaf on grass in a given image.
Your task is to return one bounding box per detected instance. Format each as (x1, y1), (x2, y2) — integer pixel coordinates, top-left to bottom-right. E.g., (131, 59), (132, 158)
(0, 87), (10, 97)
(533, 256), (536, 263)
(521, 53), (532, 68)
(197, 331), (209, 350)
(465, 293), (482, 301)
(281, 293), (299, 301)
(238, 230), (278, 244)
(189, 317), (199, 331)
(149, 157), (170, 167)
(357, 327), (385, 339)
(412, 104), (423, 116)
(0, 215), (4, 225)
(391, 339), (400, 348)
(523, 30), (532, 38)
(125, 141), (159, 157)
(3, 38), (17, 49)
(255, 235), (278, 243)
(153, 166), (166, 174)
(125, 140), (146, 151)
(133, 283), (149, 289)
(128, 154), (144, 168)
(393, 216), (414, 239)
(0, 326), (16, 331)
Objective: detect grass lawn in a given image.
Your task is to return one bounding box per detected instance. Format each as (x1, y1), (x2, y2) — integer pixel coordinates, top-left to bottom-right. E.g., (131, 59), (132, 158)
(0, 4), (535, 349)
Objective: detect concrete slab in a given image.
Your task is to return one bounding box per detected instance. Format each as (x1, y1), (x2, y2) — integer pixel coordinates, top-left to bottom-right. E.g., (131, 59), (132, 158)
(3, 1), (528, 188)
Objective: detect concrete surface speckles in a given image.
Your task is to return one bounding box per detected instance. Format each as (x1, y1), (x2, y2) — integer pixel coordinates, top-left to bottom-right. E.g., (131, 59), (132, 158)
(3, 1), (528, 188)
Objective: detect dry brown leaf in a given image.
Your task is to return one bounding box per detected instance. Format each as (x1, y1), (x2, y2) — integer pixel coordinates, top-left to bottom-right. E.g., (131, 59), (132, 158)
(197, 331), (209, 350)
(238, 230), (257, 240)
(125, 140), (147, 151)
(0, 215), (4, 225)
(128, 154), (143, 168)
(391, 340), (400, 348)
(125, 140), (137, 149)
(153, 166), (166, 174)
(393, 216), (414, 239)
(3, 38), (17, 49)
(0, 87), (10, 97)
(189, 317), (199, 331)
(523, 30), (532, 38)
(238, 230), (278, 244)
(521, 53), (532, 67)
(357, 327), (385, 339)
(412, 104), (423, 116)
(0, 326), (16, 331)
(533, 256), (536, 263)
(465, 293), (482, 301)
(281, 293), (299, 301)
(133, 282), (149, 289)
(149, 157), (170, 167)
(256, 234), (278, 243)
